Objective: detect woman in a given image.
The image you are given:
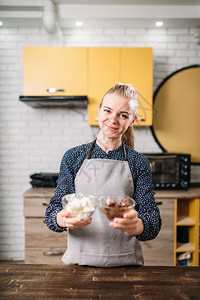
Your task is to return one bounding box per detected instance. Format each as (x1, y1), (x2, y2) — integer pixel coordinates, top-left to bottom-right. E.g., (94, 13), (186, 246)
(45, 82), (161, 267)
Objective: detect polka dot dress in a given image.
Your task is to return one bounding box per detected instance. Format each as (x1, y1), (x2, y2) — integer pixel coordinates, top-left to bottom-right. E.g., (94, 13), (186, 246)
(45, 140), (162, 241)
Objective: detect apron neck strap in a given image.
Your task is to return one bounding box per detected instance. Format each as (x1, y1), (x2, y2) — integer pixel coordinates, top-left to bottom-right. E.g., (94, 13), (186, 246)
(86, 139), (96, 159)
(122, 143), (128, 161)
(86, 139), (128, 161)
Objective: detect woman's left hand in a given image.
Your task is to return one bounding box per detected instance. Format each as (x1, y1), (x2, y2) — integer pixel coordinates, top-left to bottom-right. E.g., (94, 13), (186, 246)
(109, 209), (144, 236)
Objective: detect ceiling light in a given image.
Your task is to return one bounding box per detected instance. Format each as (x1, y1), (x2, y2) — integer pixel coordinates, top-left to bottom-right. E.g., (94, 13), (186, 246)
(155, 21), (163, 27)
(75, 21), (83, 27)
(0, 21), (3, 26)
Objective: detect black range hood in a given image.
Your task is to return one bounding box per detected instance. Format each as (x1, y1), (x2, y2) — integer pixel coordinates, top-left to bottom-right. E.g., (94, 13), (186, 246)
(19, 96), (88, 108)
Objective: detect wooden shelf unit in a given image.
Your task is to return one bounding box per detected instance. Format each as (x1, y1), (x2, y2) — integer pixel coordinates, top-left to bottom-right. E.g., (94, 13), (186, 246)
(174, 198), (200, 266)
(199, 202), (200, 263)
(154, 189), (200, 266)
(176, 216), (195, 225)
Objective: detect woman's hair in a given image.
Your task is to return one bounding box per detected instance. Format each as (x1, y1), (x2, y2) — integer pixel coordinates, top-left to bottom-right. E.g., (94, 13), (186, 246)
(100, 82), (138, 149)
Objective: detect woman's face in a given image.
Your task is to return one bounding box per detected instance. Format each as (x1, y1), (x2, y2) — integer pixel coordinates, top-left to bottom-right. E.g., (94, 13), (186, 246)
(98, 93), (136, 140)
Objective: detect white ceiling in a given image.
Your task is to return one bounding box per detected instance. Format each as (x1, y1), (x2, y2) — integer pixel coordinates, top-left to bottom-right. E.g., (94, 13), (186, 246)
(53, 0), (200, 4)
(0, 0), (200, 29)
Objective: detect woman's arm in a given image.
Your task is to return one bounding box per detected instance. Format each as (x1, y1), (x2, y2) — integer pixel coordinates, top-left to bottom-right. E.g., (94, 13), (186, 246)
(45, 151), (76, 232)
(134, 154), (162, 241)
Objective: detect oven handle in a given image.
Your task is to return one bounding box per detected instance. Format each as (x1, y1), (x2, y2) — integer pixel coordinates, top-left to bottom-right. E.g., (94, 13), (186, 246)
(146, 155), (178, 159)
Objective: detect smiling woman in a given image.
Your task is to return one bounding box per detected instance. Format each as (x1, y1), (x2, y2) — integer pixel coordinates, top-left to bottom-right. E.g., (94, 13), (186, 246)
(98, 94), (135, 150)
(98, 83), (138, 150)
(45, 82), (162, 267)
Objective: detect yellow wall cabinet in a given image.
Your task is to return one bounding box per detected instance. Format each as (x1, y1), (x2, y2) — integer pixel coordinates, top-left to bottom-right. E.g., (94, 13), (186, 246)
(23, 47), (152, 126)
(88, 47), (120, 125)
(23, 47), (87, 96)
(120, 48), (153, 126)
(88, 47), (153, 126)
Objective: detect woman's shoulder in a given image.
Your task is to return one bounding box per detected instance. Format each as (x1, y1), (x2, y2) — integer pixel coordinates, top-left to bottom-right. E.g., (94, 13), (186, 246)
(125, 145), (147, 160)
(62, 141), (93, 160)
(125, 145), (150, 167)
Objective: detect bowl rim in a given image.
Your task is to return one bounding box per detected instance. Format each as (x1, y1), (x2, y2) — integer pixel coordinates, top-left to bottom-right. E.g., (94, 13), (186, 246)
(98, 195), (135, 209)
(62, 193), (97, 209)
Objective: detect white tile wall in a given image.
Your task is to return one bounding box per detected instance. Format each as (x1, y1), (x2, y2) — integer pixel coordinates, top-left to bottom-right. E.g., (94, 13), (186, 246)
(0, 25), (200, 261)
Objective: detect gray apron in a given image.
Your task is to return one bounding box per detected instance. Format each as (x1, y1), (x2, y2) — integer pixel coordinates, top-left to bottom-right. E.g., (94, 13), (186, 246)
(62, 141), (144, 267)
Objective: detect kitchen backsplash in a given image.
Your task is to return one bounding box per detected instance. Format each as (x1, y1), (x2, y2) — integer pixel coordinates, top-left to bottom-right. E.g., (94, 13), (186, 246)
(0, 26), (199, 261)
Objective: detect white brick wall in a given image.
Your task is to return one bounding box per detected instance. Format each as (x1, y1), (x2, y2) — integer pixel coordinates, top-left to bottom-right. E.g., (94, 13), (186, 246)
(0, 25), (200, 261)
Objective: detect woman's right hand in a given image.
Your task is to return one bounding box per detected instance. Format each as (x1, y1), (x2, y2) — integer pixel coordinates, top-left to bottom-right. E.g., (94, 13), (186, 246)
(56, 209), (92, 230)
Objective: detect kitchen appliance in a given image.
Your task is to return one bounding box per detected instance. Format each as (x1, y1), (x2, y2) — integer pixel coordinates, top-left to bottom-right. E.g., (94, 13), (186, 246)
(143, 153), (190, 190)
(30, 172), (58, 187)
(19, 96), (88, 108)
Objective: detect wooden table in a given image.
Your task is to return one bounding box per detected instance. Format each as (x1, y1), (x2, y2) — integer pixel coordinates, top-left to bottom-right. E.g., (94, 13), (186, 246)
(0, 265), (200, 299)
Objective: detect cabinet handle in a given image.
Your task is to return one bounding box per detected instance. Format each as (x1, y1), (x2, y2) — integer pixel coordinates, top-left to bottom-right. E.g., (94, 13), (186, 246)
(47, 88), (65, 93)
(135, 118), (146, 122)
(43, 251), (64, 256)
(155, 201), (163, 206)
(42, 201), (49, 206)
(95, 116), (146, 122)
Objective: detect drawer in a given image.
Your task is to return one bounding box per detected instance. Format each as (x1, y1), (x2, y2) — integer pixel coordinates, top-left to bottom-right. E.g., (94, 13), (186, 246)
(141, 233), (174, 266)
(25, 218), (67, 248)
(142, 199), (174, 266)
(25, 247), (64, 264)
(24, 196), (51, 217)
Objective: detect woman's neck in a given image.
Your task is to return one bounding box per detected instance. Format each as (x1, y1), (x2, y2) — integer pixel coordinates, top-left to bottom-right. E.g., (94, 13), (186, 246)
(96, 131), (122, 153)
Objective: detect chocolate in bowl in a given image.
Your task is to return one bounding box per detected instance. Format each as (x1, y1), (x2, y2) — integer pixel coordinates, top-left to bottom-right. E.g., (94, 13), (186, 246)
(99, 195), (135, 221)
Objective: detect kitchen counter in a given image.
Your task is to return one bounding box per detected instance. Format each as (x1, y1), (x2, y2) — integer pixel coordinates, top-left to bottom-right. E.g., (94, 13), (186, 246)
(23, 187), (200, 266)
(0, 264), (200, 299)
(154, 187), (200, 199)
(24, 187), (200, 199)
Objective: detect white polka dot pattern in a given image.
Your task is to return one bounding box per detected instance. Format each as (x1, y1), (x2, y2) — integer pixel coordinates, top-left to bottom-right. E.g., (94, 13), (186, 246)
(45, 140), (162, 241)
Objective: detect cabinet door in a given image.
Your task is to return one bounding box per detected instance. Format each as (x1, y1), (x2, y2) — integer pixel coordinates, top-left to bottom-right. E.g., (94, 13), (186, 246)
(141, 199), (174, 266)
(25, 218), (67, 249)
(25, 248), (65, 264)
(23, 47), (87, 96)
(88, 47), (120, 126)
(120, 48), (153, 126)
(25, 218), (67, 264)
(24, 196), (51, 218)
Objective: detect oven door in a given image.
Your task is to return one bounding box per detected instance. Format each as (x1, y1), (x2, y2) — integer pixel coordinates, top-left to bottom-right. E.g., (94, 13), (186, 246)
(147, 155), (180, 189)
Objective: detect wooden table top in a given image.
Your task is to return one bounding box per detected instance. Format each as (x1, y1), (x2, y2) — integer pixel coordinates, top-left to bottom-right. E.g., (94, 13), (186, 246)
(0, 264), (200, 299)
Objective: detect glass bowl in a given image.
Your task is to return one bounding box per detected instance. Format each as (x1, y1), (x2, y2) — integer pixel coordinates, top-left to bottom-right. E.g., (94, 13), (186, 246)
(62, 193), (96, 221)
(99, 195), (135, 221)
